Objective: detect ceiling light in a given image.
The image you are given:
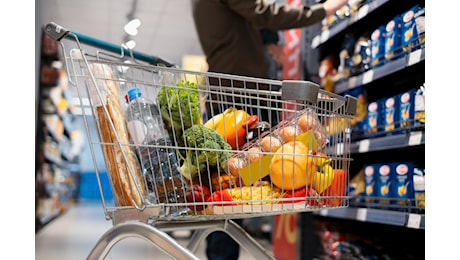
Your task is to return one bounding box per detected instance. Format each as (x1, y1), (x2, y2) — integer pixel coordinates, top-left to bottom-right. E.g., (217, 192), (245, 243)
(124, 18), (141, 36)
(125, 40), (136, 49)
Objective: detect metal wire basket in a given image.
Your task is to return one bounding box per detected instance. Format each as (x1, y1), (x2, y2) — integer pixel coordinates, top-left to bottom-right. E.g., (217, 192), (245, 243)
(45, 22), (357, 260)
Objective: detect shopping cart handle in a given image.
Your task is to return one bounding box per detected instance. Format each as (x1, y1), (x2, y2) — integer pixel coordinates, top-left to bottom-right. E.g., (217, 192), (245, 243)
(44, 22), (175, 67)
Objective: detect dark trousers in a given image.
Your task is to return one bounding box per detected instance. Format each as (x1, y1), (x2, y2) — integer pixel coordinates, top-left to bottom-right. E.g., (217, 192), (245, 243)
(205, 219), (243, 260)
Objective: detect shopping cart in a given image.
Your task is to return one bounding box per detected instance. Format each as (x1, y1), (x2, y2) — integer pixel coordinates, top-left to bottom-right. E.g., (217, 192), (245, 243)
(45, 22), (357, 260)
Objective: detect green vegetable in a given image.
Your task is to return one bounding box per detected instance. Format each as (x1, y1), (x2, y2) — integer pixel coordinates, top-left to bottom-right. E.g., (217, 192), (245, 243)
(179, 124), (232, 180)
(157, 80), (201, 148)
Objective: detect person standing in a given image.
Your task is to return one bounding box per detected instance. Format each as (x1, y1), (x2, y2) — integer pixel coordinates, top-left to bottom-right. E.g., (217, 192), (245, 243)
(191, 0), (348, 259)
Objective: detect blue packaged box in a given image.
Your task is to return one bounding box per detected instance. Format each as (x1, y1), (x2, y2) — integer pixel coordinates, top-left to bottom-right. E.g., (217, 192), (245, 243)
(383, 95), (400, 134)
(392, 162), (415, 205)
(399, 89), (415, 128)
(364, 164), (378, 202)
(370, 25), (385, 67)
(401, 5), (420, 51)
(367, 99), (383, 135)
(384, 16), (401, 60)
(377, 163), (393, 204)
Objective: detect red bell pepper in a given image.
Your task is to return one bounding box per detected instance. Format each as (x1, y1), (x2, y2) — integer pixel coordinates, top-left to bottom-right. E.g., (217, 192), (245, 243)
(206, 190), (237, 206)
(281, 186), (319, 206)
(320, 169), (346, 207)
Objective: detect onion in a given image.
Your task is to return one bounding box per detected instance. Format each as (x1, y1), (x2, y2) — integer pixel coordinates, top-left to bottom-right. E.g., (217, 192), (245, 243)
(260, 135), (282, 153)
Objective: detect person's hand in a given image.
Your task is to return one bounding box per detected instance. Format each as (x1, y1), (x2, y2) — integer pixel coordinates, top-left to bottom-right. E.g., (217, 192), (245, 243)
(322, 0), (348, 16)
(267, 44), (285, 68)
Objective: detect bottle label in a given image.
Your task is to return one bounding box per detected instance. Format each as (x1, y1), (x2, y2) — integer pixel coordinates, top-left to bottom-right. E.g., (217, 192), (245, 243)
(127, 120), (147, 144)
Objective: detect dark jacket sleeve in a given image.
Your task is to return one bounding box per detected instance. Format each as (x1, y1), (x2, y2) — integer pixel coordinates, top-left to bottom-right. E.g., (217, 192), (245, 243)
(226, 0), (326, 31)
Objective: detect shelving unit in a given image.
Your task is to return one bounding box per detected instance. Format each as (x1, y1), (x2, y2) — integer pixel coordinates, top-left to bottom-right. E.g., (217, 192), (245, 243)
(297, 0), (425, 258)
(35, 30), (83, 232)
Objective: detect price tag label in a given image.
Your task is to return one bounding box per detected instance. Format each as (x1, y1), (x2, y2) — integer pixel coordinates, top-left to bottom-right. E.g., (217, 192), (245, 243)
(407, 214), (421, 229)
(312, 36), (320, 48)
(319, 209), (328, 216)
(362, 70), (374, 85)
(358, 139), (370, 153)
(356, 208), (367, 222)
(408, 131), (423, 146)
(408, 49), (422, 66)
(348, 76), (357, 89)
(357, 4), (369, 20)
(320, 30), (330, 43)
(336, 143), (344, 155)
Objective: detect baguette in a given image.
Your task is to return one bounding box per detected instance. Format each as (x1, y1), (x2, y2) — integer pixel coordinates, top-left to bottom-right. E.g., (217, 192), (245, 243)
(88, 63), (145, 207)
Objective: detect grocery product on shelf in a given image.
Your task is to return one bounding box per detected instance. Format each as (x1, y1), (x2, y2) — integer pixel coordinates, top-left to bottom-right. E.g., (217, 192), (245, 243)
(318, 54), (338, 92)
(393, 162), (414, 205)
(363, 164), (377, 201)
(413, 168), (425, 208)
(399, 89), (415, 128)
(125, 88), (186, 205)
(377, 163), (392, 204)
(335, 33), (356, 82)
(400, 5), (420, 52)
(350, 34), (371, 75)
(414, 6), (425, 48)
(383, 95), (399, 134)
(414, 84), (425, 125)
(366, 99), (383, 135)
(370, 25), (385, 67)
(384, 15), (401, 60)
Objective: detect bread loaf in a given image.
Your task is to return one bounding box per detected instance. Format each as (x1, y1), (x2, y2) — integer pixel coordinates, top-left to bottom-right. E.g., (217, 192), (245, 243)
(88, 63), (145, 207)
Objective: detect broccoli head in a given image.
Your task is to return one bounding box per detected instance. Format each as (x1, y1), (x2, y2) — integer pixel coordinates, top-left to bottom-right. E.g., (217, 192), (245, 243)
(179, 124), (232, 180)
(157, 80), (202, 151)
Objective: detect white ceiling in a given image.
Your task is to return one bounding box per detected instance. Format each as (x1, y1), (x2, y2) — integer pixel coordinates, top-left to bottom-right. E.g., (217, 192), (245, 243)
(40, 0), (205, 67)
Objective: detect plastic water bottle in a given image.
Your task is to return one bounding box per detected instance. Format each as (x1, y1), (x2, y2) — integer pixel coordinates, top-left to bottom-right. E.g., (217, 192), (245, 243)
(125, 88), (186, 205)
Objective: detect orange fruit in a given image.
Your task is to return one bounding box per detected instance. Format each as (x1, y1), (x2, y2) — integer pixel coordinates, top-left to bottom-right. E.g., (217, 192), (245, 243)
(270, 141), (314, 190)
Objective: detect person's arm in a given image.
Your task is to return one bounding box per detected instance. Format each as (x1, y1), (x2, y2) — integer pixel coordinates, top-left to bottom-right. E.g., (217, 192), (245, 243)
(226, 0), (347, 31)
(322, 0), (349, 16)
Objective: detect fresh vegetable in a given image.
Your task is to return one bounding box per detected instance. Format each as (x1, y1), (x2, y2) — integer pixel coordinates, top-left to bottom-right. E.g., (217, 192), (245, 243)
(278, 126), (301, 143)
(320, 169), (346, 207)
(204, 107), (257, 149)
(185, 184), (211, 211)
(206, 190), (236, 206)
(223, 158), (246, 187)
(270, 141), (315, 190)
(158, 80), (202, 149)
(210, 172), (238, 193)
(312, 159), (334, 194)
(179, 124), (232, 180)
(260, 135), (282, 153)
(282, 186), (319, 206)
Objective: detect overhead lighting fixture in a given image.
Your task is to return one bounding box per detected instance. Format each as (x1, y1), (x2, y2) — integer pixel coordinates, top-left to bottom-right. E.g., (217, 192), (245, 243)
(125, 40), (136, 49)
(124, 18), (141, 36)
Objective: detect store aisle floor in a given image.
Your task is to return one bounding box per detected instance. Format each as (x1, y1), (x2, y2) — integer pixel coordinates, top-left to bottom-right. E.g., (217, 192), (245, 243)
(35, 201), (272, 260)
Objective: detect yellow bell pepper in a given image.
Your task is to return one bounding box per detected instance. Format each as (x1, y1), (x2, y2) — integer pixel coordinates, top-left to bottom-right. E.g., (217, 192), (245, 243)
(312, 158), (335, 194)
(204, 107), (257, 149)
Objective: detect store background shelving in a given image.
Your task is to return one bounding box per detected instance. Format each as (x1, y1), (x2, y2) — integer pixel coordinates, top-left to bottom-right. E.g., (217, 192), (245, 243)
(298, 0), (425, 258)
(35, 30), (83, 232)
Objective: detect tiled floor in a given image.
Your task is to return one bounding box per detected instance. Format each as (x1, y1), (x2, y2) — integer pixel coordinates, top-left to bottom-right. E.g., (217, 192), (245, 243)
(35, 201), (273, 260)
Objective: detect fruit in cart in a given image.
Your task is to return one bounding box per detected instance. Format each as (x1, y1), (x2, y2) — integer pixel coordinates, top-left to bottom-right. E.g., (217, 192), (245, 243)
(270, 141), (315, 190)
(158, 80), (202, 150)
(223, 157), (246, 187)
(206, 189), (236, 206)
(281, 186), (319, 206)
(278, 126), (301, 143)
(312, 159), (335, 194)
(260, 135), (282, 153)
(245, 147), (263, 164)
(319, 169), (346, 207)
(179, 124), (232, 180)
(210, 172), (230, 192)
(185, 184), (211, 211)
(205, 107), (258, 149)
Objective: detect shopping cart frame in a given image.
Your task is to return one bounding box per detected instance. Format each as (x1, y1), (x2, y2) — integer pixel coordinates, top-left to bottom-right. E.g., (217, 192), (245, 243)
(44, 22), (357, 260)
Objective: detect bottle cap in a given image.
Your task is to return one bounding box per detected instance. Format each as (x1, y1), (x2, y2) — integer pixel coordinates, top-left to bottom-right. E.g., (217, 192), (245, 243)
(128, 88), (141, 101)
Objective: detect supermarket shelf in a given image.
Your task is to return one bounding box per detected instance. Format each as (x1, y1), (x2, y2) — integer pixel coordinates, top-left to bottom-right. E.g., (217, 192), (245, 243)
(311, 0), (390, 49)
(316, 207), (425, 229)
(334, 47), (425, 94)
(350, 130), (425, 154)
